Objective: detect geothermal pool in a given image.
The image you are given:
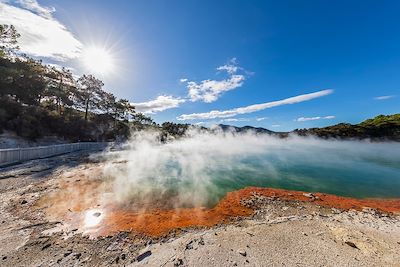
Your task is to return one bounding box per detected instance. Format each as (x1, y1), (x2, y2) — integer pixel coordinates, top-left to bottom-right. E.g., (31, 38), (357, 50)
(104, 133), (400, 208)
(38, 133), (400, 237)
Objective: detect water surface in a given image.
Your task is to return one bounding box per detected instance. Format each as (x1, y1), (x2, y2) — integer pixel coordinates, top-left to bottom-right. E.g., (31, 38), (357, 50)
(105, 134), (400, 208)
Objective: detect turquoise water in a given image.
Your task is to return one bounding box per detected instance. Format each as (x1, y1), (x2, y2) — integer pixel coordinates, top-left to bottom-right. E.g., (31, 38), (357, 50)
(208, 154), (400, 204)
(173, 141), (400, 206)
(109, 136), (400, 208)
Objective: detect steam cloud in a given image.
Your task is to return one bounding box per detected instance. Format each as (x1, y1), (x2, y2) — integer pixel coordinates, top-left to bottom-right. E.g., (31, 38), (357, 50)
(102, 130), (400, 209)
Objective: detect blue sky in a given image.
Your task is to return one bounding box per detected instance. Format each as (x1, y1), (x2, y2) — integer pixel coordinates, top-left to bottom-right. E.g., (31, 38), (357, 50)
(0, 0), (399, 130)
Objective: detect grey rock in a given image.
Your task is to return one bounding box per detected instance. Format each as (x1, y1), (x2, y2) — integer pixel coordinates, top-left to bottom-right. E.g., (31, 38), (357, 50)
(136, 250), (152, 262)
(237, 249), (247, 257)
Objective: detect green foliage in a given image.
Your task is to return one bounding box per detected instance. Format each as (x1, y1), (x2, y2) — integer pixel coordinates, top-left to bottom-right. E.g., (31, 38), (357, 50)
(0, 24), (139, 141)
(294, 114), (400, 140)
(0, 24), (20, 58)
(359, 114), (400, 128)
(160, 122), (189, 142)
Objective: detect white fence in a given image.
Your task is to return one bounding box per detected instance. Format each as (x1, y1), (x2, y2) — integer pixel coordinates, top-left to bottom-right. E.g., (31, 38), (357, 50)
(0, 142), (108, 167)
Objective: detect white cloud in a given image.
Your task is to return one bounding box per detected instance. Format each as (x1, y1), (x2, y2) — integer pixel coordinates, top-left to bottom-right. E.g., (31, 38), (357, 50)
(14, 0), (54, 18)
(219, 118), (250, 123)
(187, 75), (245, 103)
(271, 124), (281, 127)
(184, 58), (245, 103)
(132, 95), (185, 114)
(177, 89), (334, 121)
(256, 117), (267, 121)
(179, 78), (188, 83)
(296, 115), (335, 122)
(216, 58), (239, 74)
(0, 1), (82, 60)
(374, 95), (396, 100)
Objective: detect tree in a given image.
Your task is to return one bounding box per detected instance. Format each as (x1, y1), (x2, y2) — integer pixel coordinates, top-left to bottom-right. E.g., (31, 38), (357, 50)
(132, 112), (155, 125)
(99, 91), (116, 115)
(114, 98), (135, 121)
(44, 67), (76, 114)
(0, 24), (20, 58)
(7, 57), (48, 105)
(75, 74), (105, 121)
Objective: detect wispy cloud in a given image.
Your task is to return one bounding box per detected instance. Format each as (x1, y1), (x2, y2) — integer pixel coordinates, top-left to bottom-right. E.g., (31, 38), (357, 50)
(296, 115), (335, 122)
(177, 89), (334, 121)
(0, 0), (82, 60)
(256, 117), (267, 121)
(219, 118), (250, 123)
(374, 95), (396, 100)
(132, 95), (185, 114)
(271, 124), (281, 128)
(14, 0), (54, 18)
(179, 78), (188, 83)
(183, 58), (246, 103)
(216, 57), (239, 74)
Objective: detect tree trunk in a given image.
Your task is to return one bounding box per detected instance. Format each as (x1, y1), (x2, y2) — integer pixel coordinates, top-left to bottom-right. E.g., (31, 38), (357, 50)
(84, 99), (89, 121)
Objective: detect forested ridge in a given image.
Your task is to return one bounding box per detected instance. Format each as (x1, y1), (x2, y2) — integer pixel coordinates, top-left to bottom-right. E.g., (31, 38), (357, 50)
(293, 114), (400, 141)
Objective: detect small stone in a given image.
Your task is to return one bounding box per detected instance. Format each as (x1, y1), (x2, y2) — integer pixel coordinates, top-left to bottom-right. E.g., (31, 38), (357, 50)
(174, 258), (184, 266)
(42, 243), (51, 250)
(74, 253), (81, 259)
(237, 249), (247, 257)
(121, 253), (126, 260)
(2, 256), (7, 260)
(345, 241), (358, 249)
(331, 208), (341, 214)
(136, 250), (152, 262)
(198, 238), (205, 245)
(93, 212), (101, 217)
(64, 250), (72, 257)
(21, 200), (27, 205)
(303, 193), (316, 200)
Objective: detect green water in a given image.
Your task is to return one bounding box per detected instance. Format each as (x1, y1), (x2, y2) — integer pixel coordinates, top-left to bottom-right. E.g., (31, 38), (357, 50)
(206, 154), (400, 205)
(173, 145), (400, 207)
(112, 137), (400, 208)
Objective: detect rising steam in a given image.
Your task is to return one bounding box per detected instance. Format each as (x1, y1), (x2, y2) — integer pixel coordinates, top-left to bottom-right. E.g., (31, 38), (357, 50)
(102, 129), (400, 209)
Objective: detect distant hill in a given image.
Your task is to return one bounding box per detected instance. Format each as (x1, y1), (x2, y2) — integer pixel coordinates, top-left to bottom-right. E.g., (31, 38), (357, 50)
(217, 124), (277, 135)
(294, 114), (400, 141)
(217, 114), (400, 141)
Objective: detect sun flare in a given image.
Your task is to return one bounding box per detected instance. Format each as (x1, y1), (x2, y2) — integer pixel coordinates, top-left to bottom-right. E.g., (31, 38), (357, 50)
(81, 46), (114, 75)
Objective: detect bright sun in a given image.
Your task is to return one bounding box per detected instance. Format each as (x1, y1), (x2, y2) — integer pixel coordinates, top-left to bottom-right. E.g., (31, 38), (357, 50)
(81, 47), (114, 75)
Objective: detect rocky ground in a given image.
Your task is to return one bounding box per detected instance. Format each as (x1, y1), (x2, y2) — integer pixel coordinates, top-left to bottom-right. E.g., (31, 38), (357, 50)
(0, 152), (399, 267)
